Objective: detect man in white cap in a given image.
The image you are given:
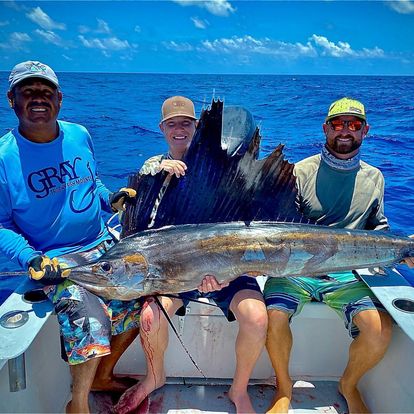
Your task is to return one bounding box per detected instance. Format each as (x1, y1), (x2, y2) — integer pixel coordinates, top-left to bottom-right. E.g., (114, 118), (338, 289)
(0, 61), (141, 413)
(264, 97), (413, 414)
(115, 96), (268, 414)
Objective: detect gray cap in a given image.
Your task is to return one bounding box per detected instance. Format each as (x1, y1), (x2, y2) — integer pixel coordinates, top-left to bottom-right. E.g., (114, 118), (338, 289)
(8, 61), (59, 90)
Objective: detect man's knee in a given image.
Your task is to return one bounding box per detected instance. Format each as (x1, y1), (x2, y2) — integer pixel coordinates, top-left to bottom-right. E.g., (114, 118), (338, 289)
(267, 309), (290, 333)
(140, 298), (163, 332)
(140, 296), (182, 332)
(241, 307), (268, 335)
(233, 293), (268, 334)
(354, 310), (393, 346)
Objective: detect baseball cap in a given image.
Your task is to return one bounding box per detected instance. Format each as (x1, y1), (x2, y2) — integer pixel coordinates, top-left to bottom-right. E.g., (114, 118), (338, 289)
(161, 96), (196, 122)
(326, 97), (366, 121)
(8, 60), (59, 90)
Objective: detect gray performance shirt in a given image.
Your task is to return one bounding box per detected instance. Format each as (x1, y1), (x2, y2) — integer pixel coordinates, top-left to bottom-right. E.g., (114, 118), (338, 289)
(294, 154), (389, 231)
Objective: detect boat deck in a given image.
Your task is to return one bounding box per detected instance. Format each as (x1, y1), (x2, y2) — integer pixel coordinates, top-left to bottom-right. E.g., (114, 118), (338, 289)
(90, 379), (348, 414)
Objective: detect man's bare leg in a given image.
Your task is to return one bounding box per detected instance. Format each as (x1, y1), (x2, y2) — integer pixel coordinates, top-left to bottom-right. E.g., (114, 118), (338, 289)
(339, 310), (392, 414)
(228, 289), (268, 414)
(265, 309), (293, 414)
(92, 328), (140, 392)
(66, 357), (101, 413)
(114, 296), (183, 414)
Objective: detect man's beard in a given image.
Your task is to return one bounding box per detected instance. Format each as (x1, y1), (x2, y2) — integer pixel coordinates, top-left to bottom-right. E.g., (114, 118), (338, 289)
(329, 135), (361, 155)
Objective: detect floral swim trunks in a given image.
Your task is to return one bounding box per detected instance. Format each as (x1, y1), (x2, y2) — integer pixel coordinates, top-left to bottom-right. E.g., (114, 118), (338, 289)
(264, 271), (387, 338)
(44, 240), (141, 365)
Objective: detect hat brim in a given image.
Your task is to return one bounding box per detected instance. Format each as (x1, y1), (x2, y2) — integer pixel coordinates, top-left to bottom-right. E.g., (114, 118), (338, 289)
(326, 112), (366, 122)
(161, 113), (197, 123)
(10, 73), (59, 90)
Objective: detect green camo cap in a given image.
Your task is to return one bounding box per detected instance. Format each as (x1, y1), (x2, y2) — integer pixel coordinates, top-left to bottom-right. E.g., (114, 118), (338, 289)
(326, 97), (366, 121)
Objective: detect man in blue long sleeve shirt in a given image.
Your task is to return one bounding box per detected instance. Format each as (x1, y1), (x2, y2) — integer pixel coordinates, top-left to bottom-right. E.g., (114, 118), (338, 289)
(0, 61), (140, 413)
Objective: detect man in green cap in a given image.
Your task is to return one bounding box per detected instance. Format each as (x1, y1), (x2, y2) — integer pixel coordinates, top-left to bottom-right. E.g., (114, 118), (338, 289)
(263, 97), (410, 414)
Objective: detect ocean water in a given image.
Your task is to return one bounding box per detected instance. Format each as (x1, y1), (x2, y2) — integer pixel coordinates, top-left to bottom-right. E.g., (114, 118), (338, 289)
(0, 73), (413, 301)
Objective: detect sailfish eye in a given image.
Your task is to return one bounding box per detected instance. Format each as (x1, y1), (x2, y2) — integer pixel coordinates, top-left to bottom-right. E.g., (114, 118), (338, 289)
(100, 261), (112, 272)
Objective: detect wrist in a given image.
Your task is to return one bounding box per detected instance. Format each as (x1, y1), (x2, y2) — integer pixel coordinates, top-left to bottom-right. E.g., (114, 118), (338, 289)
(22, 249), (43, 270)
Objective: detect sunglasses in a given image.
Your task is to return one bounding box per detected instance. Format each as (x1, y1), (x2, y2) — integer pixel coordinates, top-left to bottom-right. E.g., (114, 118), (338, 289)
(328, 119), (364, 132)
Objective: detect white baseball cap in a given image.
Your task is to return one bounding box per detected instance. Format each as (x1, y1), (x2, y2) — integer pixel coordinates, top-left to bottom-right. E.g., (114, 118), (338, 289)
(9, 60), (59, 90)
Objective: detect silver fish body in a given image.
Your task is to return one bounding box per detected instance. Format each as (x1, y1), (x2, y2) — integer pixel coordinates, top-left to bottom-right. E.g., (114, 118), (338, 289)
(68, 221), (414, 301)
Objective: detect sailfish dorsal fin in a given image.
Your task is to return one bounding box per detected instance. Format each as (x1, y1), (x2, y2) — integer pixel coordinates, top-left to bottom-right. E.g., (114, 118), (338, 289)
(122, 99), (304, 238)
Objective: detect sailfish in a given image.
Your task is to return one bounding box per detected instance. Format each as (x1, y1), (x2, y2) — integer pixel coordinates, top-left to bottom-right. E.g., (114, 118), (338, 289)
(63, 100), (414, 301)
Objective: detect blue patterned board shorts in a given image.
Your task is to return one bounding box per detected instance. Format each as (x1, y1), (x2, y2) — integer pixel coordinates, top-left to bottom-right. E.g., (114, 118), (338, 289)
(264, 271), (386, 338)
(43, 240), (141, 365)
(177, 275), (262, 322)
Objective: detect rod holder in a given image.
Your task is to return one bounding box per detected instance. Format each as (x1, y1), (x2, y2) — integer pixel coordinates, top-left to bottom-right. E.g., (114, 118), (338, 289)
(8, 354), (26, 392)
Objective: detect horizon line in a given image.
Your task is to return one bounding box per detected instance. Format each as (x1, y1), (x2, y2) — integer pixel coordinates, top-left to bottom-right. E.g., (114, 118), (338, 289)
(0, 71), (413, 77)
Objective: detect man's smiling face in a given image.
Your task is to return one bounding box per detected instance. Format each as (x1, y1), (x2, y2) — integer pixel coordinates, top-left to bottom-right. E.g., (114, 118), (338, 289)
(9, 77), (62, 131)
(323, 115), (369, 159)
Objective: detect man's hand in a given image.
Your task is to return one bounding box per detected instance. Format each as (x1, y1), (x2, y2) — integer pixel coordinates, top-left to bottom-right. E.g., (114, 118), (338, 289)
(110, 187), (137, 212)
(28, 256), (70, 285)
(197, 275), (229, 293)
(159, 159), (187, 178)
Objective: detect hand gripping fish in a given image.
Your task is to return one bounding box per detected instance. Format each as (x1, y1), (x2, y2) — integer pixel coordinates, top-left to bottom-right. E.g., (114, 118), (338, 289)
(68, 221), (414, 301)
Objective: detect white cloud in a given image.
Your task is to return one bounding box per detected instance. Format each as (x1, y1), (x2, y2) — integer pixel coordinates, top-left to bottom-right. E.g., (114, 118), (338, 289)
(10, 32), (31, 43)
(35, 29), (66, 47)
(204, 0), (235, 16)
(201, 35), (263, 52)
(26, 7), (66, 30)
(311, 35), (354, 57)
(191, 16), (209, 29)
(360, 47), (385, 58)
(0, 21), (9, 27)
(163, 41), (194, 52)
(386, 0), (414, 14)
(172, 0), (235, 16)
(78, 36), (107, 50)
(96, 19), (111, 34)
(199, 35), (316, 58)
(134, 25), (141, 33)
(78, 25), (89, 34)
(0, 31), (31, 50)
(78, 19), (111, 34)
(78, 35), (133, 51)
(310, 35), (384, 58)
(105, 37), (132, 50)
(62, 54), (72, 61)
(165, 34), (385, 60)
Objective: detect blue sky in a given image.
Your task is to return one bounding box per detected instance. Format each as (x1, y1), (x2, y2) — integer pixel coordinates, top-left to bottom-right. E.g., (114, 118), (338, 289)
(0, 0), (413, 75)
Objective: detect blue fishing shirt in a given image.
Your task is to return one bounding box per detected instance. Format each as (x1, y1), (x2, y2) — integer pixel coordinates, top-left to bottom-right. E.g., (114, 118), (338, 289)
(0, 120), (113, 269)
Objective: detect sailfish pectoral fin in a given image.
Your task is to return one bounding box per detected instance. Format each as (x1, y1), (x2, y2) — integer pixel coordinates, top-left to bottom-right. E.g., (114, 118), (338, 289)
(302, 240), (339, 275)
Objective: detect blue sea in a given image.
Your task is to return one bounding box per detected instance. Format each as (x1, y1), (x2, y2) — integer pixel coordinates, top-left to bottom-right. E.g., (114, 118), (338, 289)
(0, 73), (413, 303)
